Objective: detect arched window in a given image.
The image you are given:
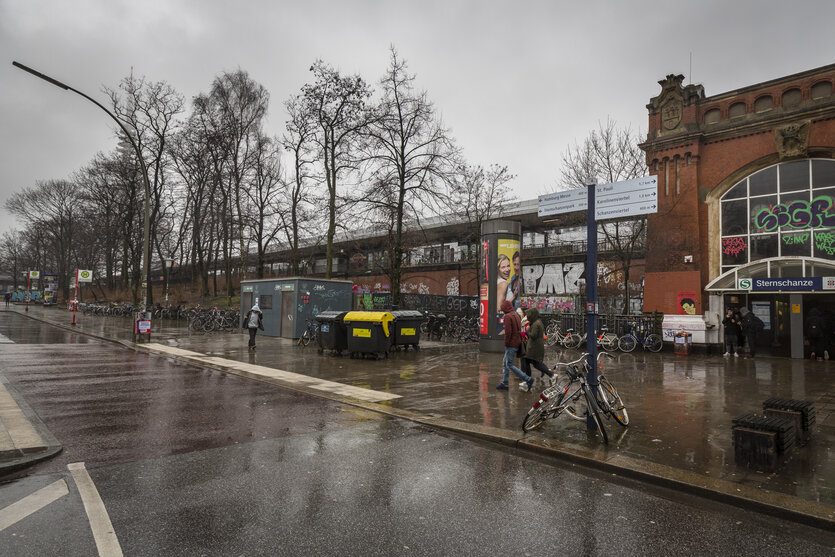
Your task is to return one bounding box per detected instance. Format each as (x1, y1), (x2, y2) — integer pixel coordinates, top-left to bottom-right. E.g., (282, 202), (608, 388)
(811, 81), (833, 100)
(728, 102), (747, 119)
(719, 159), (835, 274)
(782, 88), (802, 108)
(704, 108), (721, 125)
(754, 95), (773, 113)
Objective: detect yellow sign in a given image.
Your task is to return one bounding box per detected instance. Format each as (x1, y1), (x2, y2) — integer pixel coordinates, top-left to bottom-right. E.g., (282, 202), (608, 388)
(792, 304), (801, 314)
(401, 328), (416, 336)
(353, 328), (371, 338)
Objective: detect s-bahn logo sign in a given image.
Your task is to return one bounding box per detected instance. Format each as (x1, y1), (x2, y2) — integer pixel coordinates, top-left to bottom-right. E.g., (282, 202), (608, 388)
(737, 278), (752, 290)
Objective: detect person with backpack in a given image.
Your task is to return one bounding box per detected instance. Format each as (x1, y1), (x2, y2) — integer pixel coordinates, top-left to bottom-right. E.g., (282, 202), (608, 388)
(496, 300), (533, 392)
(518, 307), (556, 388)
(738, 307), (764, 358)
(243, 303), (264, 351)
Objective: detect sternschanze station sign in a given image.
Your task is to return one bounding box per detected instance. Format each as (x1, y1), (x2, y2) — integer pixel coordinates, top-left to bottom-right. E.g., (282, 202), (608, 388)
(538, 176), (658, 220)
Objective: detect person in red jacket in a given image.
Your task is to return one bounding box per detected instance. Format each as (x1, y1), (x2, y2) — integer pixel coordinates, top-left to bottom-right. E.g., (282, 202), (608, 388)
(497, 300), (533, 391)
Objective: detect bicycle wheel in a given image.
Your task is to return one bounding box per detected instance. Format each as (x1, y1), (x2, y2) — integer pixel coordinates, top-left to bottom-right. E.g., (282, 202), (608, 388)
(599, 377), (629, 426)
(521, 387), (566, 432)
(618, 334), (637, 352)
(562, 384), (587, 421)
(566, 333), (582, 349)
(646, 333), (663, 352)
(584, 386), (608, 443)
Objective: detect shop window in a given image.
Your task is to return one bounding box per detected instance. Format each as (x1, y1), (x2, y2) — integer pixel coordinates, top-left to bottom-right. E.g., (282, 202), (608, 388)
(724, 180), (747, 200)
(749, 166), (777, 196)
(721, 199), (748, 235)
(750, 195), (778, 233)
(782, 88), (802, 108)
(811, 81), (833, 99)
(704, 108), (721, 125)
(812, 160), (835, 189)
(813, 228), (835, 259)
(754, 95), (773, 113)
(750, 234), (778, 261)
(781, 231), (811, 257)
(728, 102), (746, 119)
(779, 160), (810, 192)
(260, 294), (273, 309)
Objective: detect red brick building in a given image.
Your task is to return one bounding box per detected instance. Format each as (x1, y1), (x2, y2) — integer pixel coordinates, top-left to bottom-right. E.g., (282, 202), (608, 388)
(641, 64), (835, 357)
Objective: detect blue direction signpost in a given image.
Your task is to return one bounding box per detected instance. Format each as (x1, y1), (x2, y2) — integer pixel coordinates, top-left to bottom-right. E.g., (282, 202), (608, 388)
(538, 176), (659, 437)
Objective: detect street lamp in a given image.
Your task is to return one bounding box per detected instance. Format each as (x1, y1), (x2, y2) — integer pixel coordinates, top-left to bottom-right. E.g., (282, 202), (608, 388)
(12, 61), (153, 332)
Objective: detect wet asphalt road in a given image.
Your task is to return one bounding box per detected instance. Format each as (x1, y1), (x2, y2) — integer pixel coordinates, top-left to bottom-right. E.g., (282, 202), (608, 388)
(1, 313), (834, 555)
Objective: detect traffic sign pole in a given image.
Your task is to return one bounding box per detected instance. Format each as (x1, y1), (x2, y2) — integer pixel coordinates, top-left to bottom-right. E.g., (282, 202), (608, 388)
(72, 268), (78, 326)
(585, 182), (599, 434)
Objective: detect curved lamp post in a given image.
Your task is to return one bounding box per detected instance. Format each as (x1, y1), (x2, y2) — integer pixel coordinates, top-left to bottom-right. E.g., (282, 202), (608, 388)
(12, 61), (153, 325)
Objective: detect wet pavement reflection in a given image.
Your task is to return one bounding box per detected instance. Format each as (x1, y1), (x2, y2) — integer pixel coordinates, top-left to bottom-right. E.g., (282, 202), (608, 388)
(3, 306), (834, 507)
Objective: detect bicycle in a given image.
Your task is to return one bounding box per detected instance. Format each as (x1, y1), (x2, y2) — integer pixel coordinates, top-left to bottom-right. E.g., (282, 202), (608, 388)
(521, 352), (628, 442)
(298, 319), (318, 347)
(597, 327), (620, 351)
(618, 325), (662, 352)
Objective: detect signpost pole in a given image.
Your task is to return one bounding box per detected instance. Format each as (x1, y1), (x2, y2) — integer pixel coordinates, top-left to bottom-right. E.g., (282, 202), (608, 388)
(26, 269), (30, 313)
(585, 182), (599, 433)
(72, 268), (78, 326)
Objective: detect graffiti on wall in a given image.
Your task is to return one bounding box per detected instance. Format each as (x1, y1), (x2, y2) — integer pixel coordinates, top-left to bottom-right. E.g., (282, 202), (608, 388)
(782, 233), (809, 246)
(520, 296), (576, 313)
(754, 196), (835, 232)
(816, 231), (835, 255)
(523, 263), (584, 295)
(722, 236), (748, 256)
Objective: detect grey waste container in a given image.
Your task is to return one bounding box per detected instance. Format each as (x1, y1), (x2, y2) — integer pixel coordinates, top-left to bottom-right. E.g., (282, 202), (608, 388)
(391, 310), (424, 351)
(315, 311), (349, 354)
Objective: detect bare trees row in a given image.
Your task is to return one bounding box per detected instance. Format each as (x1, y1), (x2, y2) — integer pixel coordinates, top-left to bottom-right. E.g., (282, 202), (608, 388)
(4, 48), (516, 306)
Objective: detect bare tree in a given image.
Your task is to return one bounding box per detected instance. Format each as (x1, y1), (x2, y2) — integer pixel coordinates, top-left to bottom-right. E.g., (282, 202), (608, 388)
(448, 163), (517, 285)
(245, 134), (285, 278)
(107, 73), (184, 305)
(360, 48), (459, 306)
(559, 118), (647, 313)
(0, 230), (28, 290)
(281, 93), (320, 276)
(300, 60), (373, 278)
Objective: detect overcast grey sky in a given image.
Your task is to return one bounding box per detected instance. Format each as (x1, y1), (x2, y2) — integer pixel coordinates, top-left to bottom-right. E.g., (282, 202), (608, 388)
(1, 0), (833, 235)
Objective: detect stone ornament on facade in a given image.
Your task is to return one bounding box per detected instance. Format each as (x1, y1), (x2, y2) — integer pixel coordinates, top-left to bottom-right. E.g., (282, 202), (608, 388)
(662, 98), (683, 130)
(774, 120), (811, 159)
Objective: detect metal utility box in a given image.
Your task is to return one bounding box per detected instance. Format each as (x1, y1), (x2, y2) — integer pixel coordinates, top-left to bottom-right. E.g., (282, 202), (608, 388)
(390, 310), (424, 350)
(344, 311), (394, 358)
(315, 310), (349, 354)
(240, 278), (353, 339)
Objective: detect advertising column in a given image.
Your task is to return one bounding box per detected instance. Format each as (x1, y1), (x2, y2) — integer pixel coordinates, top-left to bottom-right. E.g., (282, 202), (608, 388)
(479, 220), (522, 353)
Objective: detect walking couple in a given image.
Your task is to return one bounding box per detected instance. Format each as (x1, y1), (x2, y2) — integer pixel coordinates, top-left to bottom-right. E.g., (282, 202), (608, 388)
(496, 301), (554, 392)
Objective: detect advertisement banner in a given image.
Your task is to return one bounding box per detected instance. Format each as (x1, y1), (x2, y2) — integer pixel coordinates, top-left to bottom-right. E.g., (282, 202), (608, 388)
(495, 239), (521, 332)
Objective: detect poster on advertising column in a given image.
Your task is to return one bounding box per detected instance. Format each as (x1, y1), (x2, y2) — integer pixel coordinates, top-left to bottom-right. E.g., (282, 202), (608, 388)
(495, 238), (521, 333)
(479, 241), (489, 334)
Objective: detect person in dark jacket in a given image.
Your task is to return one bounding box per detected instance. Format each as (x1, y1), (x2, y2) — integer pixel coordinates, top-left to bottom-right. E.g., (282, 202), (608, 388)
(805, 307), (826, 360)
(519, 307), (555, 387)
(738, 307), (760, 358)
(497, 300), (533, 391)
(722, 308), (741, 357)
(243, 303), (264, 350)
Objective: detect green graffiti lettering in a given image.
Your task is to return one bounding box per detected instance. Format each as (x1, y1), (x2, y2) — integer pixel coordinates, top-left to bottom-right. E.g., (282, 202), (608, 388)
(816, 231), (835, 255)
(754, 196), (835, 232)
(782, 233), (809, 245)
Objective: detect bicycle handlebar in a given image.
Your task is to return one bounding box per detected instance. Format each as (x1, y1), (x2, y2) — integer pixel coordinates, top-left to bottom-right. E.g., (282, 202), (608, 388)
(551, 351), (615, 371)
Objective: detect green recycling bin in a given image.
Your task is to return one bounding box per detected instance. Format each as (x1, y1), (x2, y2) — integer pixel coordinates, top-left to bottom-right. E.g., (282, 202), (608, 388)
(315, 311), (349, 354)
(391, 310), (424, 351)
(344, 311), (394, 359)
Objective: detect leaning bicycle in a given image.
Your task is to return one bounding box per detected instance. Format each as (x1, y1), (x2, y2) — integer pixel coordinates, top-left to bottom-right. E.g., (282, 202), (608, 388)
(521, 352), (628, 442)
(298, 319), (318, 347)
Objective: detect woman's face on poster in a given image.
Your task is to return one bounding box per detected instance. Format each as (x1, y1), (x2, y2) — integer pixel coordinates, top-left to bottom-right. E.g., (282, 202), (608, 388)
(498, 257), (511, 279)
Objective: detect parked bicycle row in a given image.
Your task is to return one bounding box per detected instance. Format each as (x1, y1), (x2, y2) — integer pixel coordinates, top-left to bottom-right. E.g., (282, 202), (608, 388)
(543, 315), (663, 353)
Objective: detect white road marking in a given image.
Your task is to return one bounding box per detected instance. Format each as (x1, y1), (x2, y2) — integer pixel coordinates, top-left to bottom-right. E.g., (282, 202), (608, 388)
(0, 333), (14, 343)
(145, 343), (402, 402)
(68, 462), (123, 557)
(0, 479), (68, 531)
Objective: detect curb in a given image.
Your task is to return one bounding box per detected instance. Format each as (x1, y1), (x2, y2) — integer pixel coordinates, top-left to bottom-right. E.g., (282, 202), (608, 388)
(9, 310), (835, 531)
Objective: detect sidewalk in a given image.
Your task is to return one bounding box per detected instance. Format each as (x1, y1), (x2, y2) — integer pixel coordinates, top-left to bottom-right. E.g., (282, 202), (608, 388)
(3, 305), (835, 528)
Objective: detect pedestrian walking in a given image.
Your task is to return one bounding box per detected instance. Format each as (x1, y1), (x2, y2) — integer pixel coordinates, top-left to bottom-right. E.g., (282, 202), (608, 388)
(519, 307), (555, 388)
(496, 300), (533, 392)
(243, 303), (264, 351)
(738, 307), (764, 358)
(722, 308), (741, 357)
(3, 291), (10, 308)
